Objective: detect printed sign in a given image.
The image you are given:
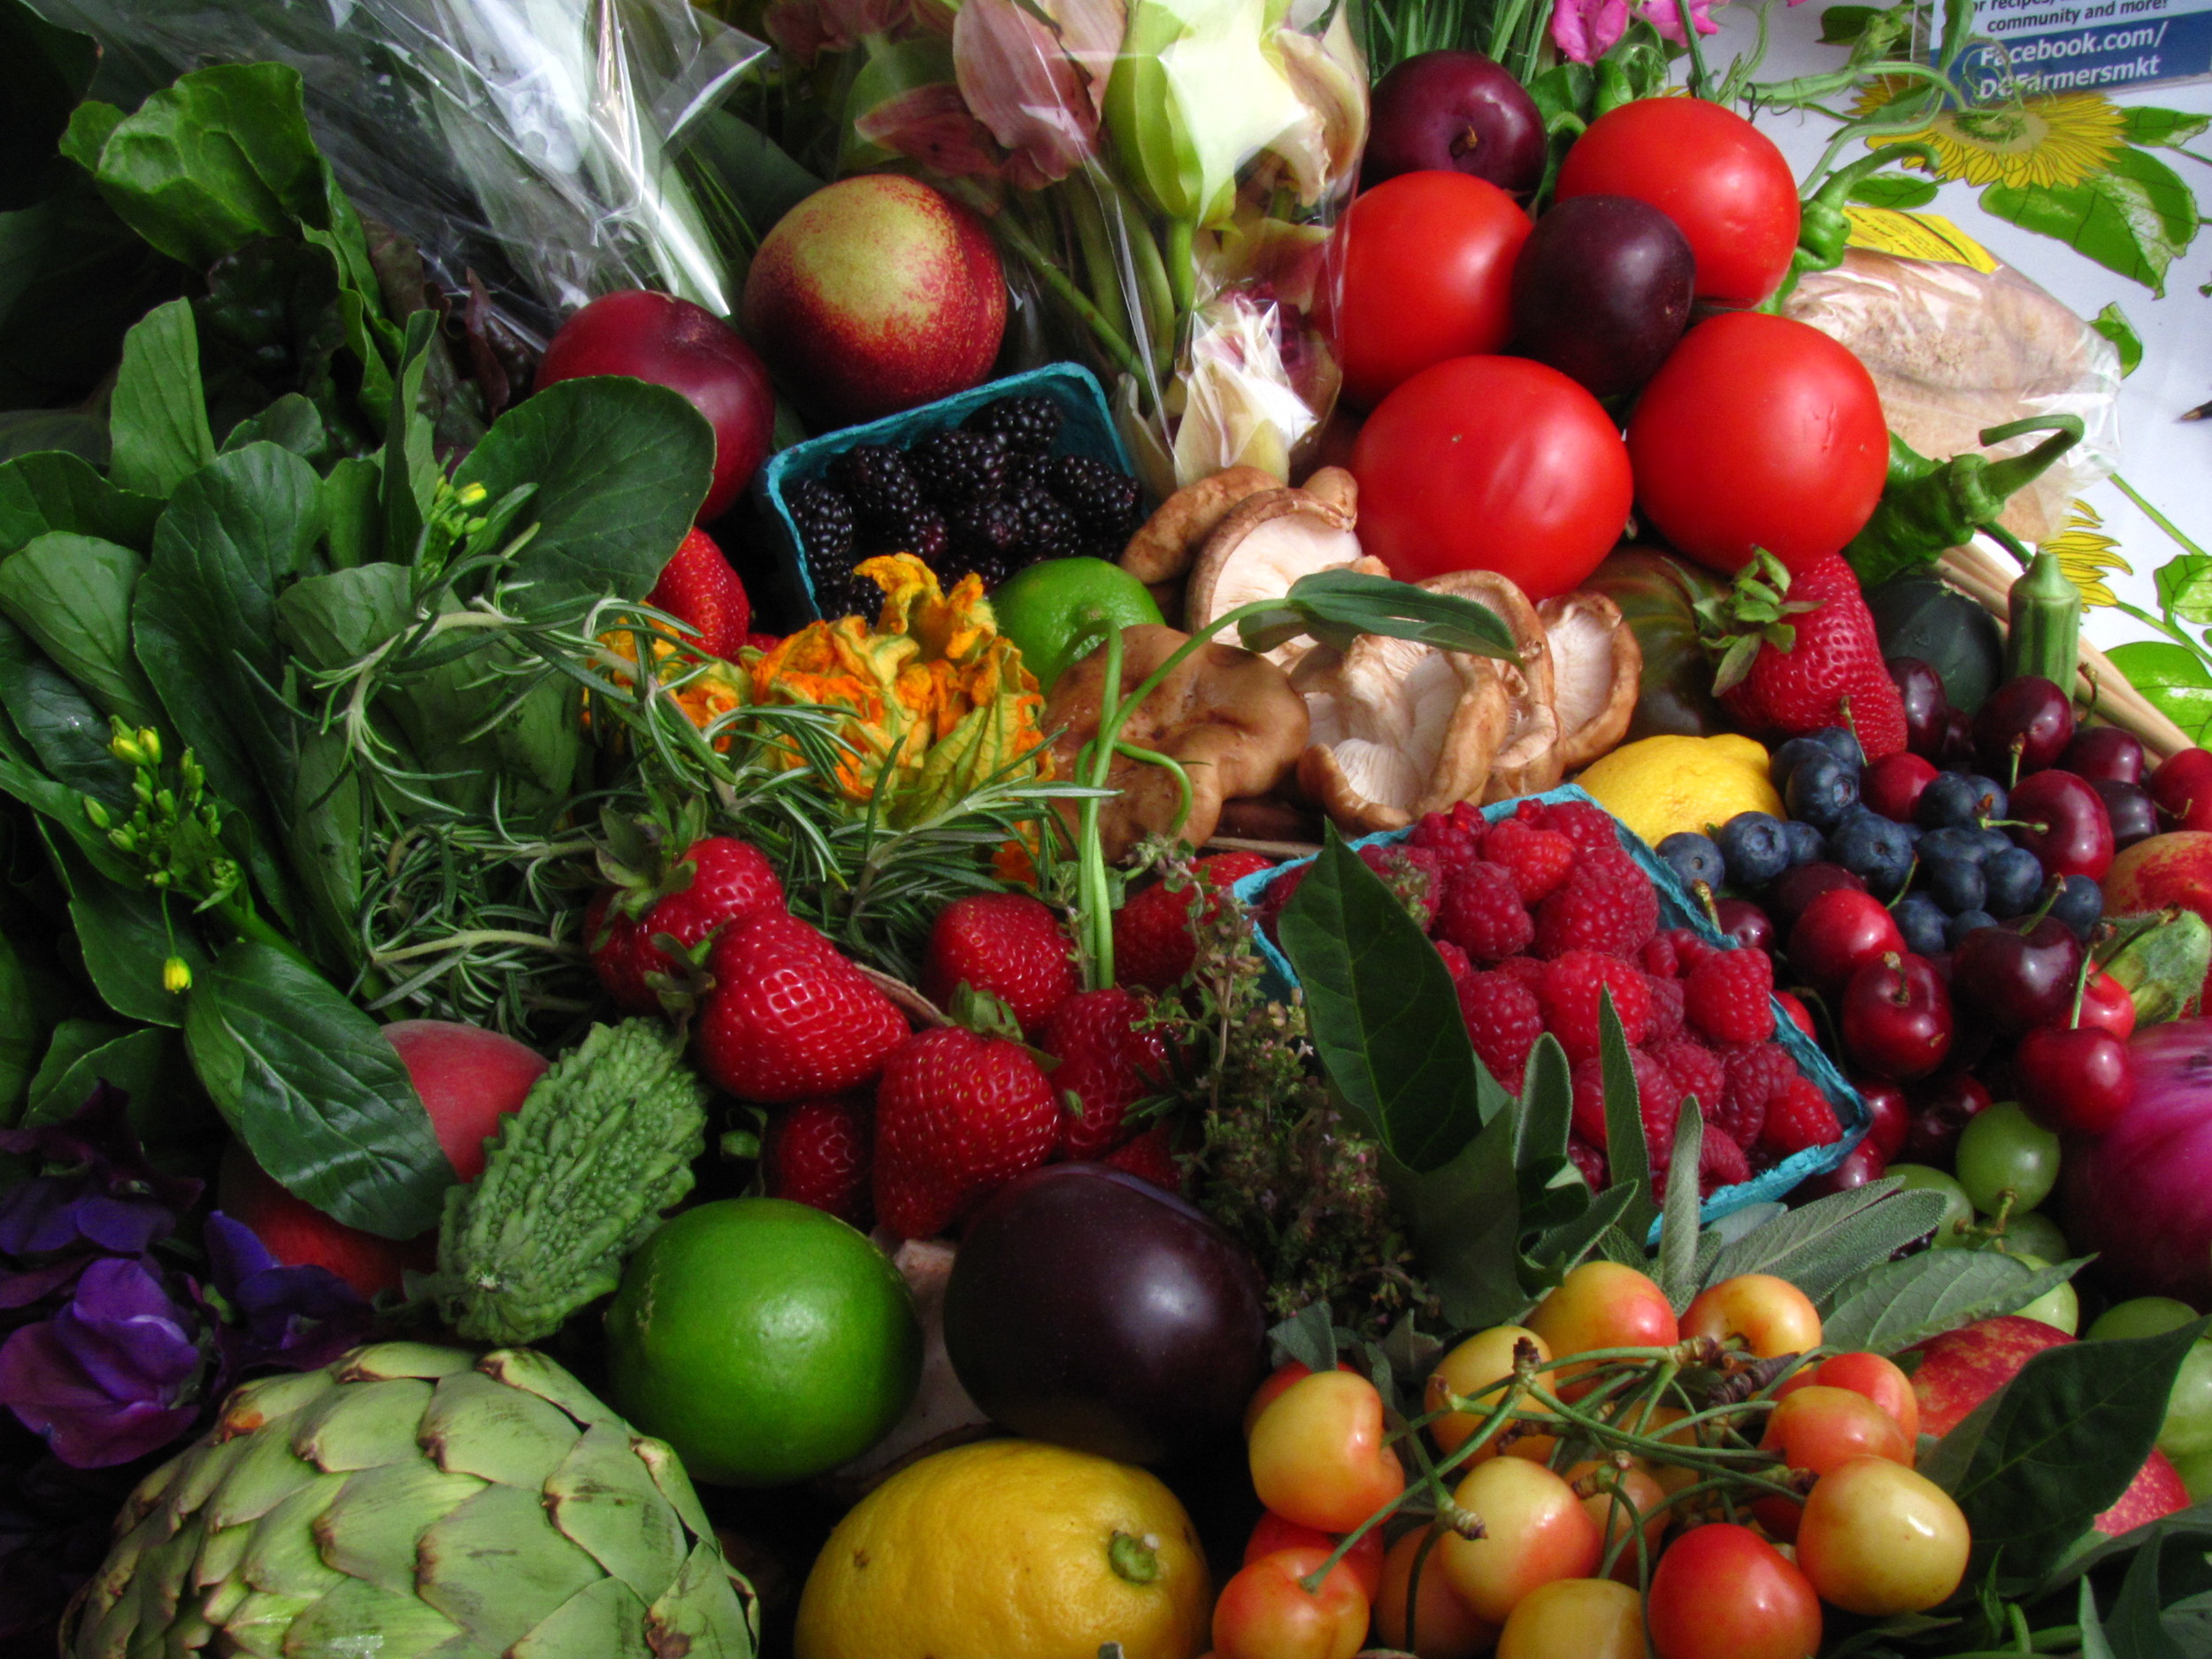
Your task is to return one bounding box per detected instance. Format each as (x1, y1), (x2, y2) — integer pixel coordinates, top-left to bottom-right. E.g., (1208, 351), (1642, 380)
(1951, 0), (2212, 96)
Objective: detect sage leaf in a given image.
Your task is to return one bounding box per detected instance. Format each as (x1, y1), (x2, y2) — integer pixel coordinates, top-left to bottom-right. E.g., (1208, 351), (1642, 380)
(1657, 1101), (1703, 1310)
(1701, 1178), (1949, 1306)
(1823, 1250), (2091, 1353)
(1598, 992), (1658, 1242)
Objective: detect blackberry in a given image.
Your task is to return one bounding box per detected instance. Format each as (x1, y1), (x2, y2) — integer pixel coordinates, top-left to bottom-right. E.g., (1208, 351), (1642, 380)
(951, 495), (1026, 565)
(788, 480), (855, 562)
(885, 503), (949, 564)
(826, 445), (921, 529)
(905, 428), (1010, 506)
(1010, 484), (1079, 559)
(1042, 455), (1142, 538)
(963, 395), (1063, 455)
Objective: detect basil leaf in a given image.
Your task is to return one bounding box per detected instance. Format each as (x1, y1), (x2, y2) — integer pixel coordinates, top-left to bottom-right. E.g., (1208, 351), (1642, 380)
(184, 939), (447, 1240)
(0, 531), (162, 727)
(454, 378), (714, 602)
(108, 298), (214, 499)
(0, 452), (161, 555)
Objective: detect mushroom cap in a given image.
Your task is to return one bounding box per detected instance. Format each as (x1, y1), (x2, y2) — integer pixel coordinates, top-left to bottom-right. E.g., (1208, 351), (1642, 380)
(1046, 624), (1310, 862)
(1539, 590), (1643, 772)
(1118, 466), (1283, 586)
(1419, 570), (1563, 803)
(1185, 486), (1367, 672)
(1292, 634), (1513, 833)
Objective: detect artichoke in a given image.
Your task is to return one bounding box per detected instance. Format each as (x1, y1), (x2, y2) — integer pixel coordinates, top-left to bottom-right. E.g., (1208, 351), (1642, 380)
(64, 1342), (757, 1658)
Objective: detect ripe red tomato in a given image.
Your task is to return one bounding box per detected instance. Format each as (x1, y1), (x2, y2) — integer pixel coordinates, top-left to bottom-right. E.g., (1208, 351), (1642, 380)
(1647, 1523), (1823, 1659)
(1555, 98), (1801, 305)
(1626, 312), (1888, 576)
(1351, 356), (1632, 600)
(1325, 171), (1532, 409)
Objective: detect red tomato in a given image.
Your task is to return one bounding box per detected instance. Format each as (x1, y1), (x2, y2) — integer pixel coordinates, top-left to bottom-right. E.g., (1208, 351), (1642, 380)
(1325, 171), (1532, 409)
(1647, 1523), (1823, 1659)
(1625, 312), (1888, 576)
(1351, 356), (1632, 600)
(1555, 99), (1801, 305)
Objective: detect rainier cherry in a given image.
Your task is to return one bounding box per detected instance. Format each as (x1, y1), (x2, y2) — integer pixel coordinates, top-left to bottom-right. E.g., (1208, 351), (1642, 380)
(1436, 1458), (1602, 1624)
(1526, 1263), (1678, 1394)
(1373, 1530), (1498, 1659)
(1249, 1370), (1405, 1532)
(1681, 1272), (1822, 1358)
(1426, 1325), (1557, 1463)
(1796, 1457), (1970, 1615)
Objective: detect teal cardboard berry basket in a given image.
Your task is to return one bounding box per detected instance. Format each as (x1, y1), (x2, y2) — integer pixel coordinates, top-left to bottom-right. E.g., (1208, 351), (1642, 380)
(753, 362), (1137, 625)
(1228, 783), (1868, 1233)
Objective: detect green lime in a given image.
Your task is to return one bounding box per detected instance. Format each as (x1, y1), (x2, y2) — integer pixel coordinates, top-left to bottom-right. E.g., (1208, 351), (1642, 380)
(990, 557), (1163, 691)
(605, 1198), (921, 1486)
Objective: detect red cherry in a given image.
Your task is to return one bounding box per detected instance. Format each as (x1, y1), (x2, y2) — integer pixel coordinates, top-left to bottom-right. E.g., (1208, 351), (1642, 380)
(1714, 898), (1777, 954)
(2007, 770), (2113, 881)
(1778, 991), (1816, 1041)
(1852, 1074), (1911, 1161)
(2060, 726), (2145, 785)
(1805, 1136), (1887, 1196)
(1903, 1070), (1991, 1164)
(1788, 888), (1906, 997)
(1765, 863), (1869, 933)
(2016, 1025), (2133, 1135)
(1839, 952), (1952, 1081)
(2149, 747), (2212, 832)
(2078, 969), (2137, 1041)
(1952, 917), (2085, 1035)
(1862, 752), (1939, 823)
(1974, 676), (2076, 780)
(1888, 657), (1948, 760)
(1937, 706), (1977, 767)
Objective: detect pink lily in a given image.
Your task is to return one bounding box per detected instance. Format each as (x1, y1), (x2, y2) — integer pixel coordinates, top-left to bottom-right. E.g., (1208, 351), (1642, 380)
(951, 0), (1126, 188)
(854, 84), (1010, 179)
(764, 0), (916, 65)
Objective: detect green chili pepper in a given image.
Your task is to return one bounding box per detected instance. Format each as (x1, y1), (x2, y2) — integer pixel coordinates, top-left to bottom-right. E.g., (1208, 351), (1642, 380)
(1841, 414), (2085, 588)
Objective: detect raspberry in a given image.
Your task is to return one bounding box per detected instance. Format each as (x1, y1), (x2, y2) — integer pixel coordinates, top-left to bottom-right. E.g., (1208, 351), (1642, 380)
(1460, 970), (1544, 1092)
(1540, 949), (1651, 1061)
(1656, 927), (1717, 976)
(1433, 938), (1479, 997)
(1683, 948), (1777, 1045)
(1481, 818), (1577, 903)
(1717, 1041), (1796, 1149)
(1649, 1039), (1726, 1119)
(1534, 848), (1659, 959)
(1761, 1076), (1843, 1157)
(1640, 934), (1680, 978)
(1699, 1126), (1753, 1194)
(1497, 956), (1548, 990)
(1569, 1048), (1681, 1169)
(1567, 1136), (1608, 1190)
(1644, 975), (1686, 1042)
(1438, 862), (1534, 962)
(1537, 800), (1625, 859)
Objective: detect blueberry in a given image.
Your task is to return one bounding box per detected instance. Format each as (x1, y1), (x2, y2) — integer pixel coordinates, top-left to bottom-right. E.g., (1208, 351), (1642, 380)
(1716, 812), (1791, 887)
(1827, 809), (1916, 898)
(1658, 832), (1727, 892)
(1918, 826), (1990, 867)
(1786, 751), (1861, 829)
(2047, 872), (2104, 938)
(1916, 772), (2008, 831)
(1781, 819), (1825, 867)
(1773, 732), (1863, 790)
(1970, 825), (2016, 862)
(1808, 726), (1866, 767)
(1894, 891), (1949, 956)
(1983, 845), (2045, 918)
(1925, 854), (1986, 916)
(1947, 908), (1998, 949)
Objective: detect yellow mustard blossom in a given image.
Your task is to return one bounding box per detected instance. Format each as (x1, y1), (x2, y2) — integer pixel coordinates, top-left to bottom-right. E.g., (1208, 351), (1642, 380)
(1854, 79), (2124, 189)
(2043, 499), (2131, 609)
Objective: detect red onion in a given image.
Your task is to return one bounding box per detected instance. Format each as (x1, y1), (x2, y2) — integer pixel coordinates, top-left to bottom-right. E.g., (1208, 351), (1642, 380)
(2062, 1017), (2212, 1304)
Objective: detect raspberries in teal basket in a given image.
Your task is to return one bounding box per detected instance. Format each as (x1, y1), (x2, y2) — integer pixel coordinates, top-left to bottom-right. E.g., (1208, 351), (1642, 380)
(1337, 798), (1840, 1200)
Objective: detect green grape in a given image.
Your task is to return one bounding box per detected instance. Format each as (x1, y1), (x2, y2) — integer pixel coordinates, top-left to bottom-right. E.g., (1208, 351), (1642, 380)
(1953, 1102), (2060, 1214)
(1990, 1210), (2069, 1263)
(2159, 1340), (2212, 1461)
(1889, 1164), (1975, 1248)
(2088, 1297), (2199, 1342)
(2008, 1254), (2079, 1335)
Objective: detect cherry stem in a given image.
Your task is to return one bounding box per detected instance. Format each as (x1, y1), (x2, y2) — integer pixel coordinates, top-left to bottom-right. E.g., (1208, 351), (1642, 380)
(2068, 946), (2092, 1028)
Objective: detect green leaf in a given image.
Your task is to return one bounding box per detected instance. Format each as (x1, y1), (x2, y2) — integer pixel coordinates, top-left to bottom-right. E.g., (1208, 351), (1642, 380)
(1822, 1249), (2090, 1353)
(380, 311), (438, 564)
(2121, 107), (2211, 150)
(1819, 4), (1879, 40)
(24, 1018), (125, 1110)
(0, 452), (161, 554)
(89, 64), (327, 268)
(24, 1025), (208, 1150)
(0, 532), (163, 727)
(183, 939), (447, 1239)
(108, 298), (213, 499)
(1931, 1319), (2208, 1585)
(1276, 826), (1494, 1171)
(1598, 991), (1658, 1243)
(453, 378), (713, 602)
(1701, 1179), (1951, 1305)
(0, 614), (128, 806)
(679, 110), (825, 255)
(1656, 1101), (1703, 1310)
(1247, 569), (1521, 661)
(0, 918), (65, 1122)
(2106, 642), (2212, 745)
(1850, 174), (1941, 209)
(321, 456), (381, 571)
(2093, 303), (2144, 378)
(224, 394), (327, 459)
(1383, 1106), (1526, 1330)
(2155, 554), (2212, 625)
(42, 828), (208, 1028)
(58, 98), (121, 173)
(1982, 149), (2199, 295)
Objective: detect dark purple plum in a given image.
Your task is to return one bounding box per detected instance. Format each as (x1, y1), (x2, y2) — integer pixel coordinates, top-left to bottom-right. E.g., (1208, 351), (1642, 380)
(1509, 196), (1693, 398)
(2094, 778), (2160, 849)
(1363, 50), (1546, 196)
(942, 1164), (1268, 1465)
(1886, 657), (1949, 760)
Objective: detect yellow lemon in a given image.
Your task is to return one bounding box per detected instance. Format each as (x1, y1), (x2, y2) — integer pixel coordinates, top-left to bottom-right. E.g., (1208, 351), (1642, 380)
(1576, 733), (1781, 849)
(795, 1439), (1210, 1659)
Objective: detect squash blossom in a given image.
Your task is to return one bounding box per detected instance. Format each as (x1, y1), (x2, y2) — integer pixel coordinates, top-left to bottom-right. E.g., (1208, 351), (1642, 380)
(748, 555), (1055, 825)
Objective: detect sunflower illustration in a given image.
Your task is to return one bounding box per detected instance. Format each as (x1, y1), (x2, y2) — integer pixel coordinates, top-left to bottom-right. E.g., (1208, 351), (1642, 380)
(2041, 499), (2131, 609)
(1853, 79), (2126, 189)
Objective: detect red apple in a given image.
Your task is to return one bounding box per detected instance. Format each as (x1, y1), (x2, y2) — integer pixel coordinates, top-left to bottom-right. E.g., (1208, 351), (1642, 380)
(741, 175), (1006, 424)
(534, 290), (775, 522)
(219, 1020), (549, 1296)
(2104, 832), (2212, 1003)
(1909, 1315), (2191, 1536)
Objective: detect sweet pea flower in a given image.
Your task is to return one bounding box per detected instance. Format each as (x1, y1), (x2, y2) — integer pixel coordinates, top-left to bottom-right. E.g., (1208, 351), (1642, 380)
(0, 1257), (202, 1468)
(202, 1214), (370, 1377)
(1550, 0), (1632, 63)
(0, 1085), (200, 1263)
(1636, 0), (1724, 46)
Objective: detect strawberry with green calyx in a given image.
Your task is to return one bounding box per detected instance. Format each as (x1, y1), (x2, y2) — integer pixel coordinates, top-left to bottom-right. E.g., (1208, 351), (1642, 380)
(647, 526), (752, 661)
(872, 986), (1058, 1240)
(921, 890), (1079, 1036)
(1696, 549), (1909, 759)
(588, 803), (785, 1013)
(694, 910), (909, 1102)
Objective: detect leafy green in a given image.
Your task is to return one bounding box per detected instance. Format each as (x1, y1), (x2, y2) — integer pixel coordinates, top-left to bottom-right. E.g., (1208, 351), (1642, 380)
(1823, 1249), (2090, 1353)
(0, 917), (67, 1122)
(183, 940), (446, 1239)
(24, 1024), (208, 1149)
(435, 1019), (710, 1343)
(0, 451), (161, 553)
(107, 298), (215, 498)
(1598, 993), (1657, 1243)
(2106, 643), (2212, 745)
(1698, 1177), (1950, 1305)
(1239, 568), (1521, 662)
(2093, 303), (2144, 377)
(43, 825), (207, 1027)
(0, 531), (163, 727)
(0, 614), (130, 807)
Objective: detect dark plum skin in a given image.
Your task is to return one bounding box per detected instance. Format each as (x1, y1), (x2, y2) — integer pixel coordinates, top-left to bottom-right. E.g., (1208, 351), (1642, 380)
(1363, 50), (1546, 196)
(1509, 196), (1694, 398)
(942, 1164), (1269, 1465)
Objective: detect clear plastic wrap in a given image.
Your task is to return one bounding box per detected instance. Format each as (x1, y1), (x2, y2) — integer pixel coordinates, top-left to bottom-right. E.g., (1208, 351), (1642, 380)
(823, 0), (1366, 494)
(1781, 245), (2123, 546)
(34, 0), (768, 342)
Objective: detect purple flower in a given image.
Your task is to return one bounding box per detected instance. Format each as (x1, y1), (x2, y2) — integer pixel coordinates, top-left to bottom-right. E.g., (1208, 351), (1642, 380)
(0, 1258), (203, 1468)
(1550, 0), (1632, 63)
(0, 1085), (200, 1262)
(203, 1214), (370, 1376)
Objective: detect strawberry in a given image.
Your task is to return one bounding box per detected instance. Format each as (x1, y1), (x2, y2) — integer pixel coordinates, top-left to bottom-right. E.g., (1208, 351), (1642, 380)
(763, 1097), (873, 1228)
(873, 1025), (1057, 1238)
(1044, 987), (1170, 1159)
(1103, 1121), (1183, 1193)
(1114, 852), (1273, 991)
(1701, 551), (1907, 759)
(648, 526), (751, 661)
(694, 911), (907, 1102)
(588, 834), (784, 1013)
(921, 892), (1077, 1036)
